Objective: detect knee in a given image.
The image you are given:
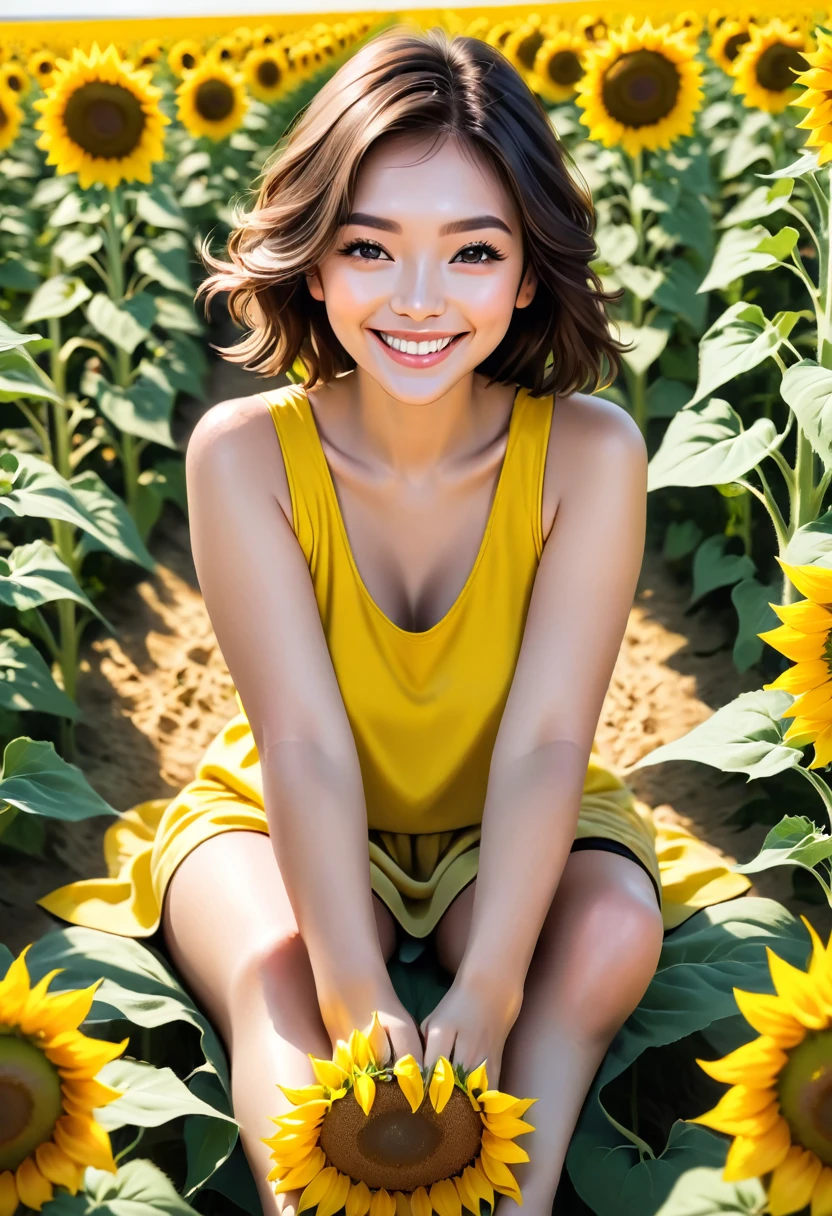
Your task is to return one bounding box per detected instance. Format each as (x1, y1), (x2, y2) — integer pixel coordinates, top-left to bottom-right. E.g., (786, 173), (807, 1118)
(232, 928), (314, 1010)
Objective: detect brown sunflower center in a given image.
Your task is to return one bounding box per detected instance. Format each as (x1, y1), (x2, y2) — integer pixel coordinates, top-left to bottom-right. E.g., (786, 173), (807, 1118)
(257, 59), (281, 88)
(585, 21), (607, 42)
(724, 31), (751, 62)
(6, 74), (22, 92)
(0, 1033), (63, 1171)
(602, 49), (681, 128)
(548, 50), (584, 87)
(516, 29), (545, 70)
(195, 78), (235, 122)
(319, 1078), (483, 1192)
(755, 42), (806, 92)
(218, 48), (233, 61)
(181, 52), (196, 70)
(37, 60), (52, 75)
(0, 102), (7, 131)
(778, 1028), (832, 1164)
(63, 81), (146, 160)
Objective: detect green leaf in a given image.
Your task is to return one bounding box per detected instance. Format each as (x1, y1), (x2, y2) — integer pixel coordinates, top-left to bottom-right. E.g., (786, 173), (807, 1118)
(0, 318), (50, 353)
(654, 1165), (766, 1215)
(732, 814), (832, 884)
(698, 225), (784, 293)
(53, 229), (104, 270)
(70, 470), (156, 572)
(0, 539), (109, 624)
(45, 1159), (201, 1214)
(22, 275), (92, 324)
(689, 534), (755, 606)
(95, 1058), (237, 1131)
(86, 293), (154, 355)
(755, 225), (799, 261)
(720, 112), (775, 180)
(47, 191), (104, 228)
(0, 347), (61, 403)
(0, 257), (43, 291)
(648, 398), (779, 491)
(83, 367), (177, 450)
(182, 1071), (238, 1195)
(731, 577), (779, 673)
(616, 263), (664, 301)
(135, 232), (193, 296)
(718, 179), (794, 228)
(760, 149), (820, 179)
(0, 736), (117, 819)
(594, 223), (639, 269)
(785, 510), (832, 567)
(688, 301), (796, 407)
(652, 259), (707, 332)
(781, 359), (832, 471)
(134, 184), (189, 232)
(617, 322), (669, 377)
(0, 628), (78, 719)
(647, 377), (693, 419)
(632, 688), (803, 780)
(153, 295), (202, 336)
(663, 519), (703, 561)
(659, 191), (713, 260)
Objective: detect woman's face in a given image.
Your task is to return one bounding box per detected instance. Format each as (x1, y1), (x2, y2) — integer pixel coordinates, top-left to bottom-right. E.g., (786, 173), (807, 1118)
(306, 133), (537, 406)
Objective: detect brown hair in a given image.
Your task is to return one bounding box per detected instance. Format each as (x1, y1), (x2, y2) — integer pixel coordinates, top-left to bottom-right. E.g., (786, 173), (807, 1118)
(196, 25), (624, 398)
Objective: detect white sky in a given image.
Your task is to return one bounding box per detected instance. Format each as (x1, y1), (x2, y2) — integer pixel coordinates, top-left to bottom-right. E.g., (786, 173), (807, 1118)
(1, 0), (492, 16)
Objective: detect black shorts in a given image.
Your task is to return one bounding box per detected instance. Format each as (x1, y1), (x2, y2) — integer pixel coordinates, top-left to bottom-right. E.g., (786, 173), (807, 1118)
(570, 836), (662, 909)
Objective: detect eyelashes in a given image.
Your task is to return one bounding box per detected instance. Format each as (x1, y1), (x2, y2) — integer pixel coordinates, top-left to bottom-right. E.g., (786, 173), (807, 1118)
(336, 237), (508, 264)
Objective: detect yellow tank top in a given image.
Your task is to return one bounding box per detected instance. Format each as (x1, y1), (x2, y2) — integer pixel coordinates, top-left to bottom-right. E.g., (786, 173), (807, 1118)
(260, 382), (554, 835)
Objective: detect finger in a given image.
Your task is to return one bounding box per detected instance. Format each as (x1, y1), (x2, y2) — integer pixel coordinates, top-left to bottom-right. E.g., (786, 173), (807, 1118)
(423, 1022), (457, 1073)
(387, 1015), (424, 1066)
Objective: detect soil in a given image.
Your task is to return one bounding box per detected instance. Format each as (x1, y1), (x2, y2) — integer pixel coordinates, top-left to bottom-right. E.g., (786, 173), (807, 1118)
(2, 362), (829, 953)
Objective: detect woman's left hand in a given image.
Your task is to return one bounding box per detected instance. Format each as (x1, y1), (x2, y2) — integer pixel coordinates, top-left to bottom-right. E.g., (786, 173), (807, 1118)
(420, 973), (523, 1091)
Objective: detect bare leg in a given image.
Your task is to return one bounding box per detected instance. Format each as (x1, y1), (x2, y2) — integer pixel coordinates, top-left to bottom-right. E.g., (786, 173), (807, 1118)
(161, 829), (398, 1216)
(434, 849), (664, 1216)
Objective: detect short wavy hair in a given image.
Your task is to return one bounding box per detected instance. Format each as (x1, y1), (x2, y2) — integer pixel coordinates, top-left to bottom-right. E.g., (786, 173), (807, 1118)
(196, 25), (624, 398)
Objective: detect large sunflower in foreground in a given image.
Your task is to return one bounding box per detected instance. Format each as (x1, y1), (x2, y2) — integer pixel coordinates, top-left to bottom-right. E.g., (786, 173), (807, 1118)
(0, 84), (23, 154)
(32, 42), (169, 190)
(710, 20), (753, 74)
(264, 1012), (536, 1216)
(759, 561), (832, 768)
(242, 45), (293, 103)
(793, 28), (832, 166)
(689, 916), (832, 1215)
(732, 19), (810, 113)
(576, 19), (704, 157)
(176, 59), (248, 141)
(0, 945), (127, 1215)
(531, 31), (587, 104)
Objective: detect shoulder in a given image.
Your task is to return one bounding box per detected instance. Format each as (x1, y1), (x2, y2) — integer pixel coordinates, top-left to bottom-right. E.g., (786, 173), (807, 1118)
(186, 390), (293, 524)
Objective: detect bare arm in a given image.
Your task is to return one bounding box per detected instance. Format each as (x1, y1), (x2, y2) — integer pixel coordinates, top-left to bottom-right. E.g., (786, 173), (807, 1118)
(186, 396), (421, 1058)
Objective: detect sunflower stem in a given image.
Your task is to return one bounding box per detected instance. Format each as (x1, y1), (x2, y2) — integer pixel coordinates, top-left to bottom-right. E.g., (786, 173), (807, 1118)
(104, 186), (140, 518)
(798, 767), (832, 834)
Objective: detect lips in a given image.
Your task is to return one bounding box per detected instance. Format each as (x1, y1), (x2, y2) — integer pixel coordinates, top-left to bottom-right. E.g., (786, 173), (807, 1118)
(369, 329), (467, 368)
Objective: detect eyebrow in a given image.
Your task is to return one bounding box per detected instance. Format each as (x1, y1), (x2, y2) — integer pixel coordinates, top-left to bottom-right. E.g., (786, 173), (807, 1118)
(345, 212), (513, 236)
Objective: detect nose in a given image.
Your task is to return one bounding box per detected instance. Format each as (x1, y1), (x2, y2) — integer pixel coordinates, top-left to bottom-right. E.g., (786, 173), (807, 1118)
(388, 255), (445, 321)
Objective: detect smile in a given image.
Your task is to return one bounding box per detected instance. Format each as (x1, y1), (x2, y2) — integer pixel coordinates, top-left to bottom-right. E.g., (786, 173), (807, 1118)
(370, 329), (466, 366)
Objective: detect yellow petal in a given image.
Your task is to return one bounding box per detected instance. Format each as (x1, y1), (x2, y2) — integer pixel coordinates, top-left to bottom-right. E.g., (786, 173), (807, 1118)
(481, 1129), (530, 1164)
(811, 725), (832, 769)
(393, 1055), (424, 1114)
(21, 979), (103, 1039)
(334, 1040), (354, 1074)
(429, 1057), (455, 1114)
(271, 1099), (331, 1128)
(369, 1188), (396, 1216)
(768, 948), (831, 1029)
(394, 1191), (412, 1216)
(348, 1029), (372, 1070)
(759, 624), (825, 663)
(354, 1072), (376, 1116)
(772, 601), (832, 633)
(812, 1165), (832, 1215)
(430, 1178), (462, 1216)
(267, 1137), (322, 1169)
(466, 1061), (488, 1098)
(779, 561), (832, 606)
(0, 945), (33, 1025)
(695, 1036), (788, 1087)
(769, 1145), (823, 1216)
(477, 1150), (521, 1202)
(690, 1091), (780, 1137)
(482, 1113), (535, 1138)
(15, 1158), (53, 1211)
(53, 1114), (117, 1173)
(272, 1148), (327, 1193)
(308, 1056), (350, 1091)
(723, 1115), (792, 1182)
(317, 1171), (351, 1216)
(346, 1181), (372, 1216)
(35, 1143), (81, 1194)
(298, 1166), (339, 1215)
(0, 1172), (18, 1216)
(766, 660), (830, 695)
(363, 1011), (392, 1067)
(44, 1030), (128, 1074)
(733, 988), (807, 1047)
(61, 1075), (123, 1111)
(277, 1083), (327, 1106)
(466, 1163), (495, 1211)
(477, 1091), (521, 1115)
(454, 1172), (479, 1214)
(410, 1187), (432, 1216)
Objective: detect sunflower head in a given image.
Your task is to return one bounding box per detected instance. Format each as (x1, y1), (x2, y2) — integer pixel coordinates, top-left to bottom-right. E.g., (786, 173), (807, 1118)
(577, 15), (608, 44)
(759, 560), (832, 767)
(207, 36), (241, 65)
(732, 19), (810, 113)
(252, 25), (278, 49)
(0, 82), (24, 154)
(531, 31), (588, 104)
(176, 58), (248, 142)
(0, 944), (128, 1213)
(710, 19), (754, 74)
(263, 1012), (537, 1216)
(793, 27), (832, 165)
(136, 38), (164, 68)
(242, 46), (292, 103)
(167, 39), (203, 77)
(504, 16), (547, 76)
(27, 50), (56, 86)
(690, 915), (832, 1212)
(1, 62), (29, 97)
(576, 19), (704, 158)
(32, 41), (169, 191)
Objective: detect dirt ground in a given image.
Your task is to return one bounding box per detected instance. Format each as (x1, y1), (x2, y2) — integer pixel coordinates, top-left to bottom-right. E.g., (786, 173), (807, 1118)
(1, 364), (827, 953)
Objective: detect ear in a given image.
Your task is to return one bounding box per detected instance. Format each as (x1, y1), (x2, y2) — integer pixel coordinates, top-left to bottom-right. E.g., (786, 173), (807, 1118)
(515, 263), (538, 310)
(306, 269), (324, 302)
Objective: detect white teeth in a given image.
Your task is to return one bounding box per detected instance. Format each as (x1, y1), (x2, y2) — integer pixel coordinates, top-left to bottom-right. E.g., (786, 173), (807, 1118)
(378, 332), (454, 355)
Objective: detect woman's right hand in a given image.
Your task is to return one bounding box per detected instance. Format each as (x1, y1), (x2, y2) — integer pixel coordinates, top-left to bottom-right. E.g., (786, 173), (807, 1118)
(317, 977), (424, 1066)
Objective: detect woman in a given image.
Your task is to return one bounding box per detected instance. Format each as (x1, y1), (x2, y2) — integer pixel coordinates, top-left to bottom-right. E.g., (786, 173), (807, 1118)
(40, 25), (751, 1215)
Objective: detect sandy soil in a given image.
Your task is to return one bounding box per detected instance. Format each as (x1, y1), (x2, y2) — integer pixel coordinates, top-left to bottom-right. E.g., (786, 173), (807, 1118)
(2, 368), (828, 953)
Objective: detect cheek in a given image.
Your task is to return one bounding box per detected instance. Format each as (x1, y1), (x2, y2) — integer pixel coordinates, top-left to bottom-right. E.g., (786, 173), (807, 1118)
(456, 271), (520, 330)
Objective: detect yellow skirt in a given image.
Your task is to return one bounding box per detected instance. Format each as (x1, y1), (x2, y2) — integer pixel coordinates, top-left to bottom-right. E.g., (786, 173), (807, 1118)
(38, 707), (752, 939)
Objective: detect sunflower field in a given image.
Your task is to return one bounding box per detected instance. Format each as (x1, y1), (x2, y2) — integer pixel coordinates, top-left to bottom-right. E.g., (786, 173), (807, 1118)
(8, 3), (832, 1215)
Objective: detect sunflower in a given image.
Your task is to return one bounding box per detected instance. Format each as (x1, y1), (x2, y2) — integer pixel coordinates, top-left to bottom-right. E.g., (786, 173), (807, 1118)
(135, 38), (164, 68)
(27, 50), (56, 87)
(206, 35), (241, 65)
(242, 46), (292, 103)
(0, 944), (127, 1214)
(531, 31), (588, 104)
(689, 916), (832, 1214)
(486, 20), (522, 51)
(673, 11), (705, 39)
(167, 39), (203, 77)
(732, 20), (810, 112)
(32, 43), (168, 191)
(0, 62), (29, 97)
(504, 16), (548, 76)
(252, 25), (278, 49)
(710, 20), (754, 74)
(759, 561), (832, 768)
(793, 28), (832, 165)
(576, 19), (704, 157)
(264, 1012), (537, 1216)
(576, 15), (608, 44)
(176, 59), (247, 141)
(0, 83), (24, 154)
(288, 39), (325, 76)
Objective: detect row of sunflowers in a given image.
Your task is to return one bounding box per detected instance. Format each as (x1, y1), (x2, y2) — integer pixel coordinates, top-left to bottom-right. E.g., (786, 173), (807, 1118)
(4, 3), (832, 1215)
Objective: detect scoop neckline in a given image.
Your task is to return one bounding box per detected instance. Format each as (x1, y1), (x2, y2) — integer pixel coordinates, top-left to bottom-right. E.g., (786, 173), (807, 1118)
(301, 384), (527, 641)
